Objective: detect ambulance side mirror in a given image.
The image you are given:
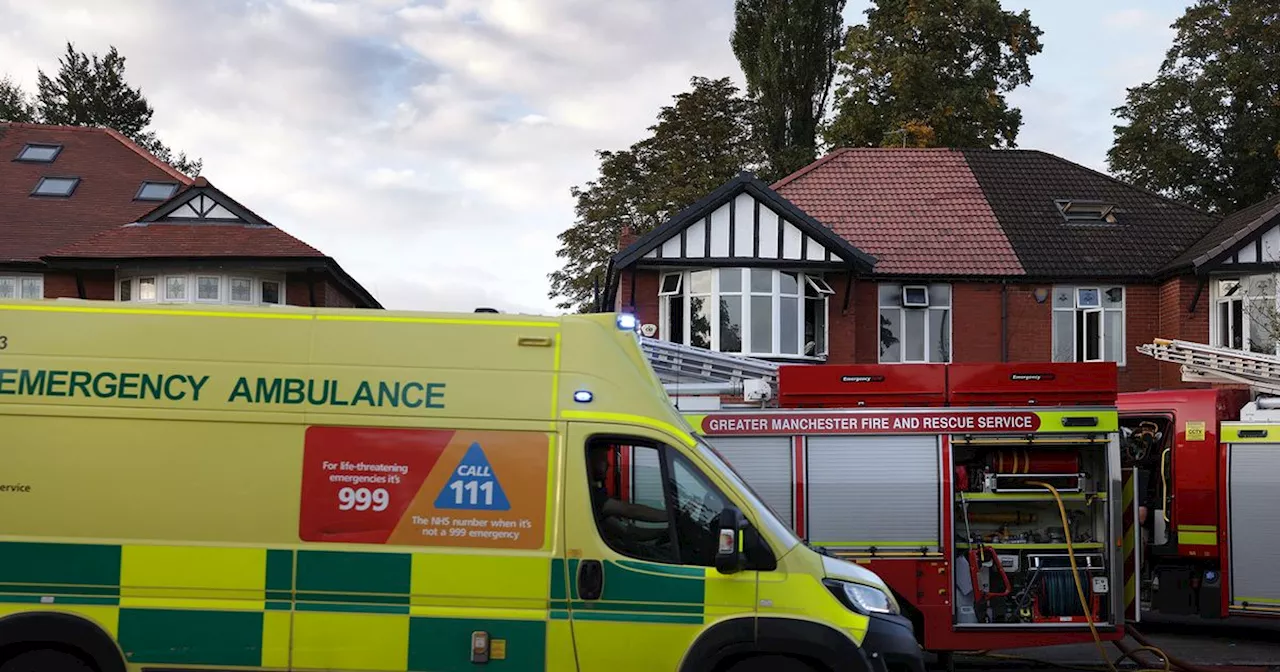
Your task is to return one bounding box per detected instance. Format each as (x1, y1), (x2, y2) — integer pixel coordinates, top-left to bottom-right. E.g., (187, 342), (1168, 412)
(715, 506), (747, 575)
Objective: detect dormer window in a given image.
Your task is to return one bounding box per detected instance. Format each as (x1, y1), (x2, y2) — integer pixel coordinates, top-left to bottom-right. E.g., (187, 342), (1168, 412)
(31, 176), (80, 197)
(136, 181), (179, 201)
(1055, 199), (1118, 223)
(15, 143), (61, 163)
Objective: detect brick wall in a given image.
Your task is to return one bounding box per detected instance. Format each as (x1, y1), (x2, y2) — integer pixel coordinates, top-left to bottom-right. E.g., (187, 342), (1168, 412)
(1122, 284), (1161, 392)
(617, 269), (661, 335)
(1158, 275), (1211, 389)
(1005, 284), (1051, 361)
(825, 273), (856, 364)
(43, 271), (115, 300)
(952, 283), (1003, 362)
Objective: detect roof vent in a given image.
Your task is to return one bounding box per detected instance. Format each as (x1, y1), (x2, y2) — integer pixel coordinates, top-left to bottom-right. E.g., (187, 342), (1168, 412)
(1055, 199), (1118, 223)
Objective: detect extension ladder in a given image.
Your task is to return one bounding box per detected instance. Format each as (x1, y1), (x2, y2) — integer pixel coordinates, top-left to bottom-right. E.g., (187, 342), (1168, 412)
(638, 336), (781, 399)
(1136, 338), (1280, 396)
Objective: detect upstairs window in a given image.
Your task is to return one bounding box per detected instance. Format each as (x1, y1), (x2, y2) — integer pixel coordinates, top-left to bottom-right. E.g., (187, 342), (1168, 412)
(15, 144), (61, 162)
(658, 268), (831, 359)
(1052, 286), (1125, 364)
(136, 181), (179, 201)
(878, 283), (952, 363)
(31, 176), (79, 197)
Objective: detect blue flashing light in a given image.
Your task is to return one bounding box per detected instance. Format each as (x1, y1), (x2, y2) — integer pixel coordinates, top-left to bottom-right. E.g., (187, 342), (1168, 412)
(573, 390), (594, 403)
(616, 313), (638, 331)
(1205, 570), (1218, 582)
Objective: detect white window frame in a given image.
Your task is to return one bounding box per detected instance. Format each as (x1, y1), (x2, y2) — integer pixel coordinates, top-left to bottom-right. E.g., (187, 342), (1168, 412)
(657, 268), (831, 360)
(1210, 274), (1280, 356)
(117, 271), (286, 307)
(877, 282), (952, 364)
(0, 273), (44, 301)
(1051, 285), (1126, 365)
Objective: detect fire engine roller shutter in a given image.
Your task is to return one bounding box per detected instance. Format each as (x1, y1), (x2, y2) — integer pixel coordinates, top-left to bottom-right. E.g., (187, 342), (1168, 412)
(1228, 443), (1280, 606)
(698, 437), (793, 528)
(806, 435), (940, 549)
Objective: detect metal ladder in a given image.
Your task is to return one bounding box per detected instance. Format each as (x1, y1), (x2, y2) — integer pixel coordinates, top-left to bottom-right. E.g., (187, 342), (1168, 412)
(638, 336), (782, 399)
(1136, 338), (1280, 396)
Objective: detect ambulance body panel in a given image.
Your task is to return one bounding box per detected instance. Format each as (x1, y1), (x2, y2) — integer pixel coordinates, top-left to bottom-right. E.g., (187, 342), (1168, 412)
(0, 300), (922, 672)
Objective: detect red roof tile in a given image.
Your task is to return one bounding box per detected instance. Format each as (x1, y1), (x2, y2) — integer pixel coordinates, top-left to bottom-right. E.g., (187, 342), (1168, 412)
(50, 223), (325, 259)
(772, 148), (1024, 275)
(0, 123), (194, 262)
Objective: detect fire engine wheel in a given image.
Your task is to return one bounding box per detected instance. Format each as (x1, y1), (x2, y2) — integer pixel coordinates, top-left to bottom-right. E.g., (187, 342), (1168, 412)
(723, 654), (819, 672)
(0, 649), (96, 672)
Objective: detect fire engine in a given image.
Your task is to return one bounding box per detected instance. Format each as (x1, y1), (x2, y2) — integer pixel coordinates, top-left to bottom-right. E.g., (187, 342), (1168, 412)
(637, 335), (1280, 662)
(1120, 338), (1280, 621)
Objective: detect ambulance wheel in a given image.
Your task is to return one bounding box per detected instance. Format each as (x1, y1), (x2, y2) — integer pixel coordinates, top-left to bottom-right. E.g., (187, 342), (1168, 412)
(724, 654), (818, 672)
(0, 648), (95, 672)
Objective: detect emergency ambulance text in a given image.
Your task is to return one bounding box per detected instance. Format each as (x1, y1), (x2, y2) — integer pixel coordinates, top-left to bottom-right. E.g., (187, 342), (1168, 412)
(0, 368), (209, 401)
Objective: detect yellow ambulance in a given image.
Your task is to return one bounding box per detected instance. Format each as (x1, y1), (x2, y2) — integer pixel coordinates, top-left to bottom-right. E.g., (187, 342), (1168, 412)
(0, 299), (923, 672)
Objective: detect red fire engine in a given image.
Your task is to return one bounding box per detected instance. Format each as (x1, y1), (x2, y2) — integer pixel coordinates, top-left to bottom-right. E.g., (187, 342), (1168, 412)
(638, 335), (1280, 665)
(1118, 338), (1280, 621)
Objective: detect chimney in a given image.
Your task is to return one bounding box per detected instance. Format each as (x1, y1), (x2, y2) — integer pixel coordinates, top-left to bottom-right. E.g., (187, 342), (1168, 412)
(618, 225), (638, 252)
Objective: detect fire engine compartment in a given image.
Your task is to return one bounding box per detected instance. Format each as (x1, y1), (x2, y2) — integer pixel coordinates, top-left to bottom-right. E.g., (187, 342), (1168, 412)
(951, 435), (1116, 628)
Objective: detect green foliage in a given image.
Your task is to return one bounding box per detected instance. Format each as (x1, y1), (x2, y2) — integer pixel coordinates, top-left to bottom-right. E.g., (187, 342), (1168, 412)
(0, 75), (36, 123)
(1107, 0), (1280, 214)
(822, 0), (1043, 149)
(548, 77), (763, 314)
(2, 42), (201, 177)
(731, 0), (847, 181)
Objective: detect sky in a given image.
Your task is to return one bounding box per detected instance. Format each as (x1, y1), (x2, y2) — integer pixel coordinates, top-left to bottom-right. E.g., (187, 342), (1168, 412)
(0, 0), (1188, 315)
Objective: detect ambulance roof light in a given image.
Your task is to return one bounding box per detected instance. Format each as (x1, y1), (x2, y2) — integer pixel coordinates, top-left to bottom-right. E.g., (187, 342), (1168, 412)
(573, 390), (594, 403)
(616, 314), (638, 331)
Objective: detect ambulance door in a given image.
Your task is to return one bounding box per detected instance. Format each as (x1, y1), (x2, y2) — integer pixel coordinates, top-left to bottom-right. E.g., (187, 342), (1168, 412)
(562, 423), (759, 672)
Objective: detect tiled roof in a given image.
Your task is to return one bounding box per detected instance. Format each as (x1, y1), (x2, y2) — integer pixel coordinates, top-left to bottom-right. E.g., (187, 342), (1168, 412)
(48, 222), (325, 259)
(960, 149), (1219, 278)
(770, 147), (1221, 278)
(0, 122), (193, 262)
(772, 148), (1024, 275)
(1163, 191), (1280, 273)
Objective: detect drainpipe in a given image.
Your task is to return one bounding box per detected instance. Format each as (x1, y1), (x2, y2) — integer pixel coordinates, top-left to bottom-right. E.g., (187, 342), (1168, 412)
(1000, 280), (1009, 362)
(74, 272), (86, 300)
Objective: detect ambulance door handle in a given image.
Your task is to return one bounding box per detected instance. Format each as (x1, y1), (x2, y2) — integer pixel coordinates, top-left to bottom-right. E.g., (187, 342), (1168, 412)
(578, 559), (603, 601)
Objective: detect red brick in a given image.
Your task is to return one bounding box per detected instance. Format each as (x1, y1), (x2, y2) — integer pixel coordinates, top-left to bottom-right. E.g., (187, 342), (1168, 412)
(42, 271), (116, 300)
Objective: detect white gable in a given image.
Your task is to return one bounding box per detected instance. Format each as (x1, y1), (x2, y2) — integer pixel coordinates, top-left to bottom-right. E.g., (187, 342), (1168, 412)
(643, 192), (839, 263)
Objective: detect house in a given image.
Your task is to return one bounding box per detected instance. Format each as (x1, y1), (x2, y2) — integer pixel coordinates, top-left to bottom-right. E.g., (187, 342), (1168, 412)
(1, 122), (379, 310)
(607, 147), (1280, 393)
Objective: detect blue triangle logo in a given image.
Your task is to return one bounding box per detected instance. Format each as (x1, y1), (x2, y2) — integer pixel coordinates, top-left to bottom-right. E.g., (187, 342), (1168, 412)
(434, 442), (511, 511)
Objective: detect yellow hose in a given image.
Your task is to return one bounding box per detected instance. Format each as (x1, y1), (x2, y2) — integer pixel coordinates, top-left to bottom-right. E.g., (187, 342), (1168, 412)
(954, 480), (1191, 672)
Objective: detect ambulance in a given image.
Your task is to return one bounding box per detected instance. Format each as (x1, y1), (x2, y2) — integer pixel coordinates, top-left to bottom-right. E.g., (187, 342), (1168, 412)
(0, 299), (923, 672)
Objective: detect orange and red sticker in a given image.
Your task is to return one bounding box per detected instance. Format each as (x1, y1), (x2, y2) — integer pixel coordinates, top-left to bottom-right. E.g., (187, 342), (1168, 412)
(298, 426), (549, 550)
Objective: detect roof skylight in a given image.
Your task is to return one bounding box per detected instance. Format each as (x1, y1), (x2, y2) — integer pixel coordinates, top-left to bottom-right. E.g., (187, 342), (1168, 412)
(1055, 199), (1118, 223)
(136, 181), (179, 201)
(15, 143), (62, 162)
(31, 176), (80, 197)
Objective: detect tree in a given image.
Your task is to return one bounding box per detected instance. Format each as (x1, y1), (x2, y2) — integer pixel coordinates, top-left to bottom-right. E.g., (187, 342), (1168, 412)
(0, 75), (36, 123)
(547, 76), (764, 313)
(2, 42), (201, 176)
(1107, 1), (1280, 215)
(822, 0), (1043, 149)
(731, 0), (847, 181)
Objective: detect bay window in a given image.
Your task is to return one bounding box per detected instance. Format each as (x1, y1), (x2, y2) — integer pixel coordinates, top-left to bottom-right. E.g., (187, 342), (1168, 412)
(878, 283), (952, 363)
(1051, 286), (1125, 364)
(1211, 275), (1280, 355)
(658, 268), (833, 359)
